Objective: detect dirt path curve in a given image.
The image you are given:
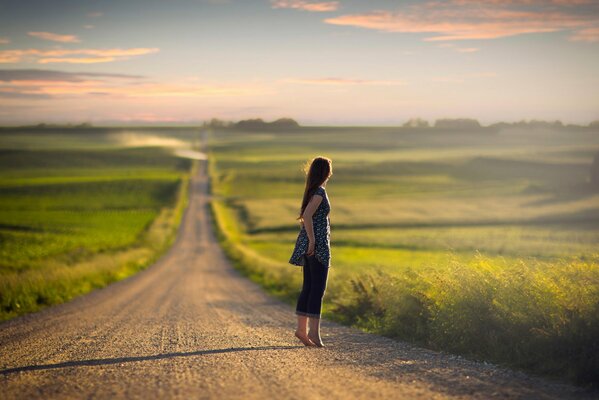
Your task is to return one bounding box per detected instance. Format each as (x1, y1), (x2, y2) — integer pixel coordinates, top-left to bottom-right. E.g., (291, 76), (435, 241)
(1, 136), (596, 400)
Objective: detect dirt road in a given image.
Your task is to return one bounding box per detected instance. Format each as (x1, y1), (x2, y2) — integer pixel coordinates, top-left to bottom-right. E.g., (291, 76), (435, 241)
(0, 148), (596, 399)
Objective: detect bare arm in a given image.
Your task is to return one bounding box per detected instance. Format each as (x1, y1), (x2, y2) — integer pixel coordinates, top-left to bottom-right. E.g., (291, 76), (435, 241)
(302, 193), (323, 255)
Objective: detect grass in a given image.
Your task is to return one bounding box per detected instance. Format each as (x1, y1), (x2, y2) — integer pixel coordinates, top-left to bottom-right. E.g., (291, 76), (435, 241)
(0, 128), (198, 320)
(206, 125), (599, 387)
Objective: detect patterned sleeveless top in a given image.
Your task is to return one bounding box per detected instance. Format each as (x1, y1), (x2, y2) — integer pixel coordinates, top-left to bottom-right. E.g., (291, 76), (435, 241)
(288, 186), (331, 268)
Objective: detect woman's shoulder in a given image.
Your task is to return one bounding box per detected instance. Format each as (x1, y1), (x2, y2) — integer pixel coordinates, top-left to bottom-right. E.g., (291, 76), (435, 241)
(313, 186), (326, 199)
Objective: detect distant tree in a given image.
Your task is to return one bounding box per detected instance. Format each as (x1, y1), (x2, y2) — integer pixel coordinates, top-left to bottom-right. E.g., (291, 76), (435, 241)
(270, 118), (300, 129)
(203, 118), (228, 128)
(482, 119), (574, 130)
(504, 119), (564, 129)
(234, 118), (266, 130)
(591, 151), (599, 188)
(488, 121), (512, 130)
(527, 119), (564, 128)
(233, 117), (300, 131)
(434, 118), (481, 130)
(589, 120), (599, 128)
(402, 118), (429, 128)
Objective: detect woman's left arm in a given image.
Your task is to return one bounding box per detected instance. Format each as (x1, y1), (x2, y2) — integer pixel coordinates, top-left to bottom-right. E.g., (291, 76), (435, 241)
(302, 193), (323, 255)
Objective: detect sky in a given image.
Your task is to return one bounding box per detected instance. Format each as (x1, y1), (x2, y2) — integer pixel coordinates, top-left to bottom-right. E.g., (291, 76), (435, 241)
(0, 0), (598, 126)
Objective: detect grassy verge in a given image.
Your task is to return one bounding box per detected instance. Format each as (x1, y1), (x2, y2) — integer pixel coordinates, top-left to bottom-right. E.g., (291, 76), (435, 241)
(209, 199), (302, 303)
(0, 158), (194, 322)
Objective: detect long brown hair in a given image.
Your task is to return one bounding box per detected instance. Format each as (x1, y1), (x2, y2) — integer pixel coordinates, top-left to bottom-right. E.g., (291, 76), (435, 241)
(297, 156), (332, 222)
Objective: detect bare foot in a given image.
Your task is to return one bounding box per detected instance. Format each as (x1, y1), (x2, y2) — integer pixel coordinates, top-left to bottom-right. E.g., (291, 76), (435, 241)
(295, 331), (316, 346)
(307, 333), (325, 347)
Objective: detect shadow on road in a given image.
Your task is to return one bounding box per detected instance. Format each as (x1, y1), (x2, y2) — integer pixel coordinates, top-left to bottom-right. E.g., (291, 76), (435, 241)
(0, 345), (302, 375)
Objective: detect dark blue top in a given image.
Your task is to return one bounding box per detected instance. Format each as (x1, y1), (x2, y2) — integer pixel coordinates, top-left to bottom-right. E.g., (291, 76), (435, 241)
(288, 186), (331, 268)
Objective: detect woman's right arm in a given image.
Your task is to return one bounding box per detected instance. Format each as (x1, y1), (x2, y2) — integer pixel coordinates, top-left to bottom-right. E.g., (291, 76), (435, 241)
(301, 193), (323, 255)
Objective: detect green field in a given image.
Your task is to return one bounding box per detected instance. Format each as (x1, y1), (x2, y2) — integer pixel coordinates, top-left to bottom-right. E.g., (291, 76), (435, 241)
(207, 125), (599, 386)
(0, 127), (199, 321)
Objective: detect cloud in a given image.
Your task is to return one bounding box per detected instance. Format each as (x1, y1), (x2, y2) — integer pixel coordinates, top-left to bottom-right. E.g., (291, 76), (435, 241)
(87, 12), (103, 18)
(323, 0), (599, 42)
(568, 26), (599, 42)
(449, 0), (595, 4)
(0, 69), (145, 82)
(0, 89), (53, 99)
(271, 0), (339, 12)
(0, 68), (146, 98)
(0, 68), (272, 99)
(83, 25), (95, 29)
(0, 37), (9, 45)
(0, 47), (160, 64)
(281, 77), (407, 85)
(431, 71), (498, 83)
(28, 31), (81, 43)
(437, 42), (480, 52)
(39, 57), (118, 64)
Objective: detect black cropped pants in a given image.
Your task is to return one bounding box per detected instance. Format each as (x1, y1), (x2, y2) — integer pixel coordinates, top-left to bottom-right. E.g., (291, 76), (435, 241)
(295, 253), (329, 319)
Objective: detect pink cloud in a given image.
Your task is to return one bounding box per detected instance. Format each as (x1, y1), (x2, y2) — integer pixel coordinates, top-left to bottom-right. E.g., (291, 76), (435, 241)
(323, 1), (599, 42)
(437, 43), (480, 52)
(39, 57), (117, 64)
(0, 37), (9, 45)
(281, 77), (407, 85)
(568, 26), (599, 42)
(271, 0), (339, 12)
(0, 47), (160, 64)
(28, 31), (81, 43)
(0, 68), (273, 99)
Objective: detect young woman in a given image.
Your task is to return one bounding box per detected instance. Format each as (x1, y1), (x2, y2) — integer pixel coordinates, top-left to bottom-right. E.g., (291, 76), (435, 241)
(288, 156), (332, 348)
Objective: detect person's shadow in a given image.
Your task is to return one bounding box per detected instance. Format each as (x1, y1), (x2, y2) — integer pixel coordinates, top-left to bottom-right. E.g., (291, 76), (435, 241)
(0, 345), (302, 375)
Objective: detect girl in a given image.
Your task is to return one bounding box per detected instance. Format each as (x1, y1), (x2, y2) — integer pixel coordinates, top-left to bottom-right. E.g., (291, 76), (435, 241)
(288, 156), (332, 347)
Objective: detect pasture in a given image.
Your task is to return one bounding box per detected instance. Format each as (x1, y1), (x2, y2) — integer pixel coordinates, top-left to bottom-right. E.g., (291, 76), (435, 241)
(0, 127), (199, 320)
(207, 125), (599, 386)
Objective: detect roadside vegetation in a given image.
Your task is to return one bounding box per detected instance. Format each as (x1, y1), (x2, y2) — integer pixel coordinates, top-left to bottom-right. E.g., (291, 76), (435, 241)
(207, 126), (599, 387)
